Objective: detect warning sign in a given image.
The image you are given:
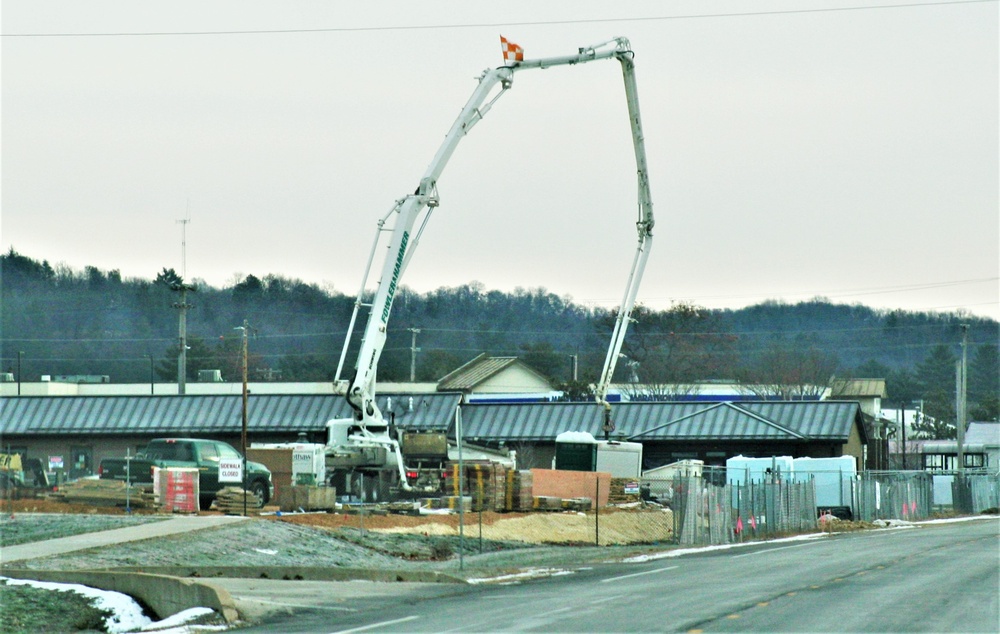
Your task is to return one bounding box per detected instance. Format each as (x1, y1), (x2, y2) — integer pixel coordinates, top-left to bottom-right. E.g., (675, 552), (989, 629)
(219, 459), (243, 483)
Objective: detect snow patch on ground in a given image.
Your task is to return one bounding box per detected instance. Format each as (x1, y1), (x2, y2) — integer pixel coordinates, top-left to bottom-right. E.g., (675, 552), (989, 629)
(467, 567), (575, 585)
(0, 577), (229, 633)
(624, 532), (831, 563)
(623, 515), (999, 563)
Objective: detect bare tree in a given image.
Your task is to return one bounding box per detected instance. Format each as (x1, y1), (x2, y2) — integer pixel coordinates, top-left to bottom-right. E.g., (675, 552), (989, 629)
(735, 345), (838, 400)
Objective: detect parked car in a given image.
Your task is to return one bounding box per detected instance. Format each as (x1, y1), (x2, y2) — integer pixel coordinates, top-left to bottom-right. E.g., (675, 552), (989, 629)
(99, 438), (273, 510)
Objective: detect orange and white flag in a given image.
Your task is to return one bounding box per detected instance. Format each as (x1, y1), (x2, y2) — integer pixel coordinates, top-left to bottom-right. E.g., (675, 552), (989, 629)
(500, 35), (524, 64)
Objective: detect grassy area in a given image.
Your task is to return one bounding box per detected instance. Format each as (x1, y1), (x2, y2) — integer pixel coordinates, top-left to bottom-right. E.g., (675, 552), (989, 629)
(0, 581), (113, 633)
(0, 514), (169, 547)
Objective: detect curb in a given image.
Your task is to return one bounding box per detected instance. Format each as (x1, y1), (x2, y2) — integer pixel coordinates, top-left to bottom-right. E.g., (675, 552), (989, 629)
(0, 566), (465, 624)
(93, 565), (468, 584)
(0, 568), (240, 623)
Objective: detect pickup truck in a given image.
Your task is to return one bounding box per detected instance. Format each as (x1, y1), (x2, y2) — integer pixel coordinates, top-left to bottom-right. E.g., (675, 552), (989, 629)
(99, 438), (274, 510)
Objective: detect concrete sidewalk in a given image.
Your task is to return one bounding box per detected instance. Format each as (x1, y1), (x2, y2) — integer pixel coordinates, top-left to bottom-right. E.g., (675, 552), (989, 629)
(0, 515), (249, 563)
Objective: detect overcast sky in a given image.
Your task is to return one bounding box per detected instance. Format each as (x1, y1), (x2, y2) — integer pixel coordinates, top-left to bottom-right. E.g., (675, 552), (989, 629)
(3, 1), (997, 320)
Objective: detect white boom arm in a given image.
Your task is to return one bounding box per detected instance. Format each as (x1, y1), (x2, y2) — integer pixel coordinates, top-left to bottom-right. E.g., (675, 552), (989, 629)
(336, 37), (654, 441)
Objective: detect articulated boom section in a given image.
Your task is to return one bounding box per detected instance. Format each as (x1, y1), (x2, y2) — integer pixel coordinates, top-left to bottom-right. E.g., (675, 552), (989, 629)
(335, 36), (654, 450)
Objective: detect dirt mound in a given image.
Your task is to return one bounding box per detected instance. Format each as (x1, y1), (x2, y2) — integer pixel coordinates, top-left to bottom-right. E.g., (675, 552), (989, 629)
(278, 508), (674, 545)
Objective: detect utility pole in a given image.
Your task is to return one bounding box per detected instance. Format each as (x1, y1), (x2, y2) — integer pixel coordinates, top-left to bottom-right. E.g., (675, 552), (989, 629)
(172, 284), (195, 394)
(173, 214), (195, 395)
(407, 328), (421, 382)
(16, 351), (23, 396)
(235, 320), (251, 516)
(235, 321), (250, 458)
(956, 324), (969, 474)
(900, 404), (907, 470)
(898, 403), (905, 470)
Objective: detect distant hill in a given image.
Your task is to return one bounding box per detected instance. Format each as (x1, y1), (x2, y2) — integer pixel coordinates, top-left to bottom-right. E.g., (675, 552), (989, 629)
(3, 249), (997, 424)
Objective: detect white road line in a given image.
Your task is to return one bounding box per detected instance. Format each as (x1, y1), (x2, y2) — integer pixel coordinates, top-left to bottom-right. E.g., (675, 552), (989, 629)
(600, 565), (679, 583)
(331, 615), (419, 633)
(590, 594), (626, 604)
(732, 542), (818, 558)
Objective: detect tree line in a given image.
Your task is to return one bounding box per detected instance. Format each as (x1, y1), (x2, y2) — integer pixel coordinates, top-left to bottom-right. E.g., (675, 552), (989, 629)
(2, 248), (997, 436)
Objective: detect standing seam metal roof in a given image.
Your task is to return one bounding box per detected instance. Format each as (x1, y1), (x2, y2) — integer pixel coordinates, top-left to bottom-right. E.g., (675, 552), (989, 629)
(459, 401), (864, 442)
(0, 394), (463, 435)
(1, 396), (865, 443)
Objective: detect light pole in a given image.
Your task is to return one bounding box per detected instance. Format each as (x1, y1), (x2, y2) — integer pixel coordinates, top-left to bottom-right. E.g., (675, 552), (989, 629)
(147, 355), (154, 395)
(16, 351), (23, 396)
(407, 328), (421, 382)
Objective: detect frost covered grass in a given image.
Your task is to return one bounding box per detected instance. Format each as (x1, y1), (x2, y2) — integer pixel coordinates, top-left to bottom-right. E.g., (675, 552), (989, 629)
(0, 513), (169, 547)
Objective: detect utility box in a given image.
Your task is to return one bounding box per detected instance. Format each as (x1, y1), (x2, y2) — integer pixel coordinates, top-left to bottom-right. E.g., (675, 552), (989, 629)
(290, 485), (337, 511)
(555, 431), (598, 472)
(292, 444), (327, 486)
(198, 369), (223, 382)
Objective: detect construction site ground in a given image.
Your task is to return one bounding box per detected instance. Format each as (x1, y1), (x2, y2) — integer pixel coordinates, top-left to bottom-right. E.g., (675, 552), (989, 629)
(0, 497), (676, 572)
(0, 496), (950, 629)
(0, 496), (680, 627)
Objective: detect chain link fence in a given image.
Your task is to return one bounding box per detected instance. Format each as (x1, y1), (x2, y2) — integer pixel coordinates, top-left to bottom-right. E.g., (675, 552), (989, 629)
(391, 466), (996, 549)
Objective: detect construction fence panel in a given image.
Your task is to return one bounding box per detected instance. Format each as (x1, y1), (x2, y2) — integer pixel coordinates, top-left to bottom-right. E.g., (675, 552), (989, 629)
(853, 471), (934, 522)
(650, 474), (816, 547)
(951, 473), (1000, 514)
(731, 478), (816, 541)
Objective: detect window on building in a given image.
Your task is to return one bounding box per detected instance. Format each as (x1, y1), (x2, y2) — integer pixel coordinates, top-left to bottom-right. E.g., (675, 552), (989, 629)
(923, 453), (986, 470)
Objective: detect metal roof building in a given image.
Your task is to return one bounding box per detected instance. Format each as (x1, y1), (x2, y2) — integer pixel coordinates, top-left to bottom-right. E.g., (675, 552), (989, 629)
(0, 394), (868, 477)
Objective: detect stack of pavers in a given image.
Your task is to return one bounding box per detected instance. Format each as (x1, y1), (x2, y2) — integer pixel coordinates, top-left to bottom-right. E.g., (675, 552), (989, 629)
(560, 497), (593, 511)
(503, 469), (534, 512)
(215, 486), (261, 514)
(460, 461), (503, 512)
(607, 477), (642, 505)
(52, 479), (157, 509)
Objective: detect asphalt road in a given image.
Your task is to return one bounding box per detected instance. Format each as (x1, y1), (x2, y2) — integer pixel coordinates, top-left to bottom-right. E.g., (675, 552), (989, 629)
(241, 518), (999, 633)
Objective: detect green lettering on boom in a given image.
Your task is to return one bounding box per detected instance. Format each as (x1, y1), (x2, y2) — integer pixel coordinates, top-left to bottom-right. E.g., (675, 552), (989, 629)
(381, 231), (409, 324)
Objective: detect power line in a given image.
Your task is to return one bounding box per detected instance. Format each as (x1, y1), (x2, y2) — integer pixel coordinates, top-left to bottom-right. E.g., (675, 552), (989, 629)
(1, 0), (992, 37)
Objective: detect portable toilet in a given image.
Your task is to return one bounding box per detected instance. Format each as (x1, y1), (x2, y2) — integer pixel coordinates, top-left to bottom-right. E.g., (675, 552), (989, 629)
(555, 431), (598, 472)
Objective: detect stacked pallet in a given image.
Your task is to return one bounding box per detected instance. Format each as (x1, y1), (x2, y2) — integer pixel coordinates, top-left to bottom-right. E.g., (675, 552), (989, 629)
(561, 497), (593, 511)
(153, 467), (199, 513)
(504, 470), (534, 512)
(445, 461), (507, 512)
(607, 477), (642, 505)
(532, 495), (563, 511)
(215, 487), (262, 514)
(52, 479), (157, 508)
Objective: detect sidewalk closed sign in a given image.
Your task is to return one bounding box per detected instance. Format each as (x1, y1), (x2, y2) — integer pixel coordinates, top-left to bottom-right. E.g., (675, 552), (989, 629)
(219, 459), (243, 483)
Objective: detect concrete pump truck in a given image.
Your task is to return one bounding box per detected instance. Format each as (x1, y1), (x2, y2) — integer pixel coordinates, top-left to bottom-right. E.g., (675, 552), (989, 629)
(322, 37), (655, 501)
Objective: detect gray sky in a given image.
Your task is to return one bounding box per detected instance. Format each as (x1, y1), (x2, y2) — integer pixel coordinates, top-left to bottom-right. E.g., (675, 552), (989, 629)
(3, 1), (998, 320)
